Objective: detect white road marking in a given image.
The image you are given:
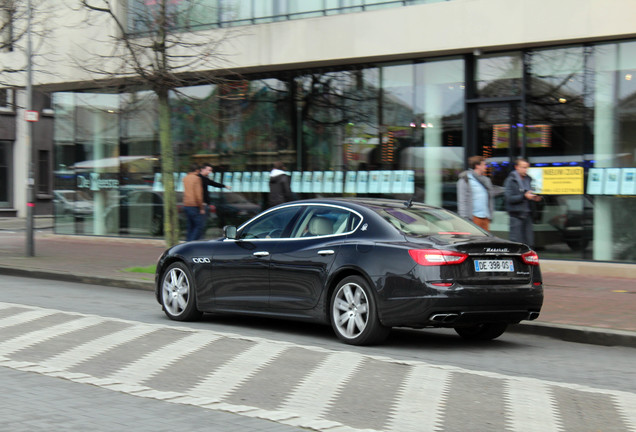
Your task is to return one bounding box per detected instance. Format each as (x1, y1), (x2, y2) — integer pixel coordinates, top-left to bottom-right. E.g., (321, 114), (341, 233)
(387, 364), (451, 432)
(278, 351), (364, 419)
(0, 309), (56, 329)
(107, 332), (221, 384)
(0, 315), (106, 356)
(39, 324), (158, 371)
(504, 378), (563, 432)
(189, 341), (288, 401)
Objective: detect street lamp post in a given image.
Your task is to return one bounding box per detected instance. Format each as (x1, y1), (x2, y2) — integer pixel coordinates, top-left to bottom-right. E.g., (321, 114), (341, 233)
(25, 0), (34, 256)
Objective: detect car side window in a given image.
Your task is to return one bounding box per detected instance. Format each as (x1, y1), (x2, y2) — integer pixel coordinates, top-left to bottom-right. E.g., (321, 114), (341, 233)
(291, 206), (356, 238)
(239, 206), (299, 240)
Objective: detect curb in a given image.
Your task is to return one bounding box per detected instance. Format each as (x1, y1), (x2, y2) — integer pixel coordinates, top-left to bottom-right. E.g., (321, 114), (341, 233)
(509, 321), (636, 349)
(0, 266), (154, 292)
(2, 265), (635, 349)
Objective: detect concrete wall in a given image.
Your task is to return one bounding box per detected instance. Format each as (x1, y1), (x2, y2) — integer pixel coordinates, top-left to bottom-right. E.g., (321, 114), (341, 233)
(4, 0), (636, 88)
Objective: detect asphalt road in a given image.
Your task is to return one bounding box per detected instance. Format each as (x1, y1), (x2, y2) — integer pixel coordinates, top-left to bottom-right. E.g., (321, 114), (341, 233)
(2, 275), (635, 432)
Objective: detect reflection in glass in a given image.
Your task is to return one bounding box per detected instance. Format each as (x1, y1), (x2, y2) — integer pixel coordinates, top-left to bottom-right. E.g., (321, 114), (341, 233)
(297, 69), (379, 172)
(527, 47), (586, 159)
(475, 52), (523, 97)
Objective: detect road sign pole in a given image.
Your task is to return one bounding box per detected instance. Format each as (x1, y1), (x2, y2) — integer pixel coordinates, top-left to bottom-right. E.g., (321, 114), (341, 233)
(26, 0), (34, 257)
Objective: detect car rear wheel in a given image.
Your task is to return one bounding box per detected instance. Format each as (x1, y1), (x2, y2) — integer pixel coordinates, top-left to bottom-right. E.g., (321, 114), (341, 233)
(454, 322), (507, 340)
(160, 262), (202, 321)
(330, 276), (390, 345)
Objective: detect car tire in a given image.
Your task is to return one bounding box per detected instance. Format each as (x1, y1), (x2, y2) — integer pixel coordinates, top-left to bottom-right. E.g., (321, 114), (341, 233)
(454, 322), (507, 340)
(160, 262), (203, 321)
(330, 276), (390, 345)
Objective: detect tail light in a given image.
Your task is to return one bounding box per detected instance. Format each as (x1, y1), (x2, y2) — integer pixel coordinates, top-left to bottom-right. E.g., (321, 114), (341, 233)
(409, 249), (468, 266)
(521, 251), (540, 266)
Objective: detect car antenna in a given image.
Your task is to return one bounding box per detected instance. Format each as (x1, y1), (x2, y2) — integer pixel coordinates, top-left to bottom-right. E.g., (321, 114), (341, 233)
(404, 197), (414, 208)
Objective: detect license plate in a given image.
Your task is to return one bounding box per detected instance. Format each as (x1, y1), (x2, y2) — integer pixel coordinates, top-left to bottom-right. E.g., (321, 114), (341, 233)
(474, 259), (514, 272)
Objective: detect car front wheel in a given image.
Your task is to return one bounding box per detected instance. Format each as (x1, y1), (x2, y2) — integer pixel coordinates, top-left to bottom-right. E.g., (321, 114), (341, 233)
(330, 276), (390, 345)
(160, 262), (202, 321)
(454, 323), (507, 340)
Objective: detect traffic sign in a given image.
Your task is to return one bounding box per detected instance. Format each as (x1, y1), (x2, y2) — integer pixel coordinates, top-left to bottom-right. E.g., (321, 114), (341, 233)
(25, 110), (39, 122)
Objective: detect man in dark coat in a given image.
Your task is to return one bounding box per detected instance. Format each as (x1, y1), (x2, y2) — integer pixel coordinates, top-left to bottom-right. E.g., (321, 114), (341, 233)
(504, 157), (542, 247)
(268, 161), (294, 208)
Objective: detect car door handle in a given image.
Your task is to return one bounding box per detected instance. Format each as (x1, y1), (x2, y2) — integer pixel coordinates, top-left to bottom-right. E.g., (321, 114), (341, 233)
(318, 250), (335, 256)
(253, 251), (270, 257)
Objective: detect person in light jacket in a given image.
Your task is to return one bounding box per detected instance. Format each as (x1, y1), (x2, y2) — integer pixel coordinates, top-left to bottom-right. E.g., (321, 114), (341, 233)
(268, 161), (294, 208)
(457, 155), (494, 231)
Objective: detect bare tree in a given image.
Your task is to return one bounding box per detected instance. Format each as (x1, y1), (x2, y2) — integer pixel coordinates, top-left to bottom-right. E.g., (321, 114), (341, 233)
(0, 0), (54, 88)
(78, 0), (237, 246)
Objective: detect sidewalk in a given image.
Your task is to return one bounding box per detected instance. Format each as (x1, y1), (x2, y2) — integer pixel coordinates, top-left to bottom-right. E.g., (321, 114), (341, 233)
(1, 217), (635, 347)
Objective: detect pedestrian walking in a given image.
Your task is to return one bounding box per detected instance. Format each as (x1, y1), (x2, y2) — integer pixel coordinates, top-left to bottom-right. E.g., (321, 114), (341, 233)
(457, 155), (494, 231)
(268, 161), (294, 208)
(197, 162), (231, 239)
(183, 163), (204, 242)
(504, 157), (542, 247)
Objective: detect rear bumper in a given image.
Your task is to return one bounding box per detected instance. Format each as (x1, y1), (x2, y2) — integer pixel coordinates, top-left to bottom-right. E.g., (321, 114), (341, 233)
(377, 284), (543, 328)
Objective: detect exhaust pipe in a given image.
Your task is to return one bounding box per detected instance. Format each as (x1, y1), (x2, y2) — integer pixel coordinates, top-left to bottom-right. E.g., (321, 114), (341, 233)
(430, 313), (459, 323)
(527, 312), (540, 320)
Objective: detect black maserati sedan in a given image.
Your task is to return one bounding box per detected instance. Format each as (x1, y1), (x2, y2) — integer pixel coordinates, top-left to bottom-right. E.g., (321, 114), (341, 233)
(155, 198), (543, 345)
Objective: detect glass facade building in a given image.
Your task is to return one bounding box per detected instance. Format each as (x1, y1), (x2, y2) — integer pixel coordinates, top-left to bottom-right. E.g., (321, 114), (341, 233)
(50, 7), (636, 263)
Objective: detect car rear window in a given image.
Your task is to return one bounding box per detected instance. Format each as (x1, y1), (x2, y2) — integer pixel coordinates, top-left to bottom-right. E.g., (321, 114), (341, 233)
(374, 206), (488, 237)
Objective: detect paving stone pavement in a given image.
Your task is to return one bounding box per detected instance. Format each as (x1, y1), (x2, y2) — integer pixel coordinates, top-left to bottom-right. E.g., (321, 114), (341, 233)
(0, 367), (306, 432)
(1, 302), (635, 432)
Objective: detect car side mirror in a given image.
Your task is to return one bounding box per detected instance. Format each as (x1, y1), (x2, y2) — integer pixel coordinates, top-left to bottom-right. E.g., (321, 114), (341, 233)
(223, 225), (237, 240)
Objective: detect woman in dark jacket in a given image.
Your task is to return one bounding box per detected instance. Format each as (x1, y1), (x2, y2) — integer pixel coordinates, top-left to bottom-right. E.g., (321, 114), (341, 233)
(268, 161), (294, 208)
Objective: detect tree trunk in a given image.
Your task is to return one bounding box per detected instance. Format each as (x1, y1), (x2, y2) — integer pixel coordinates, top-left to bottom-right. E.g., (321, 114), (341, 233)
(158, 89), (179, 247)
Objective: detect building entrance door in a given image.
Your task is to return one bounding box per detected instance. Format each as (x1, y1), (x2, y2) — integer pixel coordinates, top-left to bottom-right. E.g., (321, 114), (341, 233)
(0, 141), (11, 208)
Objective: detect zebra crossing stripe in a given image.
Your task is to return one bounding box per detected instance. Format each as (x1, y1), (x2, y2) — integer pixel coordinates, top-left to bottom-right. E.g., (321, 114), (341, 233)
(279, 351), (365, 419)
(504, 379), (563, 432)
(387, 364), (450, 432)
(0, 309), (56, 329)
(40, 324), (157, 371)
(615, 391), (636, 432)
(107, 332), (222, 384)
(0, 315), (106, 356)
(189, 341), (289, 401)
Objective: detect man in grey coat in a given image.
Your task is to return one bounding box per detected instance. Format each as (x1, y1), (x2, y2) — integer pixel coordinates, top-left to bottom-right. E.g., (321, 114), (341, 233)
(457, 155), (494, 231)
(504, 157), (542, 246)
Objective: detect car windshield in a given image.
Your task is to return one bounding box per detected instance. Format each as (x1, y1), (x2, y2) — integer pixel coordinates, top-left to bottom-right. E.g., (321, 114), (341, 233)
(373, 206), (488, 237)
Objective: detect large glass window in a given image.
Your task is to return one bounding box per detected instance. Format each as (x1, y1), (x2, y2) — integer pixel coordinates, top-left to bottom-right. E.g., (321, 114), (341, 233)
(127, 1), (452, 33)
(416, 59), (465, 208)
(589, 41), (636, 262)
(297, 68), (379, 174)
(53, 92), (121, 235)
(527, 47), (587, 160)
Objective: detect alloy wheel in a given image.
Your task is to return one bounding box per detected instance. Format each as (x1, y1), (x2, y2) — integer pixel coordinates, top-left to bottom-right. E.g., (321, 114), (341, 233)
(332, 282), (370, 339)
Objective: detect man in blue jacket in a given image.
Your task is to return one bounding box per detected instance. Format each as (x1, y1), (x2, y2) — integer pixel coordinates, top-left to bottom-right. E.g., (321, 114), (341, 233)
(504, 157), (542, 247)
